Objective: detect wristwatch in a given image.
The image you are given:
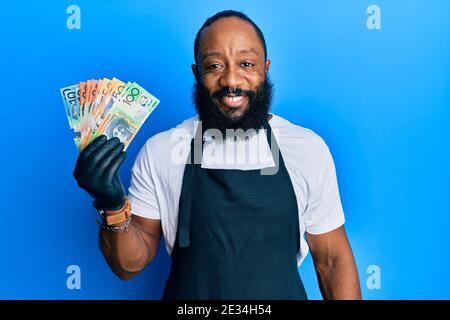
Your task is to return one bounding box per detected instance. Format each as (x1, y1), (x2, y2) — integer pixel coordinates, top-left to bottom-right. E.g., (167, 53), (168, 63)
(95, 197), (132, 226)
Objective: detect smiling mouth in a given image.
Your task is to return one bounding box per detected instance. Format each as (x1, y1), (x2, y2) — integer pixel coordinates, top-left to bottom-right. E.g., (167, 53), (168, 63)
(219, 95), (248, 109)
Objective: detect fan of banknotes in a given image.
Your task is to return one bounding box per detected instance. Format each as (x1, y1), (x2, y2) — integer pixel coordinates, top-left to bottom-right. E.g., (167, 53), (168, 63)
(60, 78), (160, 151)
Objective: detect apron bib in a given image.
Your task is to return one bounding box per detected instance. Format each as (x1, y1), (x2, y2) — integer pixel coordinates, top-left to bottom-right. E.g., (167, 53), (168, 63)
(162, 120), (307, 300)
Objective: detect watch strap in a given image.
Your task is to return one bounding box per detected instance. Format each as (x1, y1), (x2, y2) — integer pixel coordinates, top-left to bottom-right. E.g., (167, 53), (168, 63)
(99, 197), (132, 226)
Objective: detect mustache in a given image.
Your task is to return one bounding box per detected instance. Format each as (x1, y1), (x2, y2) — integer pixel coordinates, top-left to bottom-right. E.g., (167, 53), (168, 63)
(211, 87), (256, 99)
(193, 75), (274, 136)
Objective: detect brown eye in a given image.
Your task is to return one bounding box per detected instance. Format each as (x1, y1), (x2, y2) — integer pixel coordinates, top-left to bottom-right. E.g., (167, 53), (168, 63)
(241, 62), (255, 69)
(206, 64), (221, 70)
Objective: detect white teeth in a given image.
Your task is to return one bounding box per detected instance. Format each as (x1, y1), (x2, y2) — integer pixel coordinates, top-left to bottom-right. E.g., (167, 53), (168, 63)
(224, 96), (242, 102)
(222, 95), (245, 107)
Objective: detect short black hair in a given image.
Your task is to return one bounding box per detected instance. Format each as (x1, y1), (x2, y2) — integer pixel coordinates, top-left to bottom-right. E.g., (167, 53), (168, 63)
(194, 10), (267, 64)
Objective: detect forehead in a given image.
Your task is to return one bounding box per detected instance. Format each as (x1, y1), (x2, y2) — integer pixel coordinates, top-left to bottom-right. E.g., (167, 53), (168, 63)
(197, 17), (264, 59)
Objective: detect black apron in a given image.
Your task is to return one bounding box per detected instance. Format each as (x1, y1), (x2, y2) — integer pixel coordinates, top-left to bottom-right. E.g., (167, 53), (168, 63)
(162, 120), (308, 300)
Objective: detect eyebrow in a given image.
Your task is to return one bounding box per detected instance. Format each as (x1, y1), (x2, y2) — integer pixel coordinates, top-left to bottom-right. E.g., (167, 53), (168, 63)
(239, 48), (260, 56)
(201, 48), (260, 62)
(201, 51), (222, 61)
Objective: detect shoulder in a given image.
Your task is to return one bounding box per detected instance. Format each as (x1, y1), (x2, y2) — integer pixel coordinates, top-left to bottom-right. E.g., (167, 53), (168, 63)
(270, 114), (337, 190)
(270, 114), (330, 158)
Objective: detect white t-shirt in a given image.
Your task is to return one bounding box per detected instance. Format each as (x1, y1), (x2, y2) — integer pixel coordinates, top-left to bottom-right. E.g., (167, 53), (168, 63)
(128, 114), (345, 267)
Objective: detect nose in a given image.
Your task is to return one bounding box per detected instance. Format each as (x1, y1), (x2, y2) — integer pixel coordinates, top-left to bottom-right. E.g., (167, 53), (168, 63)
(219, 65), (243, 89)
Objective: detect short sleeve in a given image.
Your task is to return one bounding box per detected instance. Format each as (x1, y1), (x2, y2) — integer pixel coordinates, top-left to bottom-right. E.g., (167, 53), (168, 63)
(303, 139), (345, 234)
(128, 141), (161, 219)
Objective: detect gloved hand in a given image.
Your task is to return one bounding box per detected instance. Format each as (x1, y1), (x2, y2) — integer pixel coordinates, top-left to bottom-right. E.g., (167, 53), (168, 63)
(73, 135), (127, 211)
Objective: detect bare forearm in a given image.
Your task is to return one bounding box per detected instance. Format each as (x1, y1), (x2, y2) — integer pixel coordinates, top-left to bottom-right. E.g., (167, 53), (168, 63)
(99, 220), (153, 280)
(316, 256), (362, 300)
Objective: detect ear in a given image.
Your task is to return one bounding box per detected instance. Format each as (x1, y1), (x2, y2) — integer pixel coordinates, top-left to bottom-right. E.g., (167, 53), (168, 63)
(264, 59), (271, 74)
(191, 64), (200, 82)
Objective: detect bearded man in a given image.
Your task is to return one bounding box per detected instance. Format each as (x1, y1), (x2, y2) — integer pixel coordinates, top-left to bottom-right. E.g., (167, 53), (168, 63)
(73, 10), (361, 300)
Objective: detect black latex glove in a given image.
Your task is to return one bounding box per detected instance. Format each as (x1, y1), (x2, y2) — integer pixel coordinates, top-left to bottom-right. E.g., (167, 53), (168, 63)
(73, 135), (127, 210)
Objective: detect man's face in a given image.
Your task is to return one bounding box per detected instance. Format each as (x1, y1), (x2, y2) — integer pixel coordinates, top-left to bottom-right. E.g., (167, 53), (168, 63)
(112, 124), (129, 142)
(192, 17), (272, 132)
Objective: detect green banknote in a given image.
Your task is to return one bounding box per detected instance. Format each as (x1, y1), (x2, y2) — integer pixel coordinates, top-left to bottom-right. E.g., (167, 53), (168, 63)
(94, 82), (160, 150)
(60, 78), (159, 151)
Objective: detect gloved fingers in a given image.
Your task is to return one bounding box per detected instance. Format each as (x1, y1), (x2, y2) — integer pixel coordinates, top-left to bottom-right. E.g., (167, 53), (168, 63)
(77, 135), (107, 165)
(74, 135), (107, 178)
(103, 152), (127, 184)
(94, 142), (125, 177)
(83, 137), (121, 173)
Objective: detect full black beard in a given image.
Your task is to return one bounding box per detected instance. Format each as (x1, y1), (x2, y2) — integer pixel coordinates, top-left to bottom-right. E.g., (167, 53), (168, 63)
(193, 76), (273, 137)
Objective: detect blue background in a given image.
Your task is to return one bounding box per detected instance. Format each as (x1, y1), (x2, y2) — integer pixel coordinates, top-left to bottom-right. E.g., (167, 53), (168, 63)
(1, 0), (449, 299)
